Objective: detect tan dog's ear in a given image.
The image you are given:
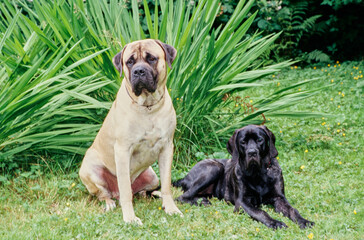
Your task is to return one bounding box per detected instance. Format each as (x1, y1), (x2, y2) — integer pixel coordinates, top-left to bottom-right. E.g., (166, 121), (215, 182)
(113, 45), (127, 76)
(260, 125), (278, 158)
(155, 40), (177, 69)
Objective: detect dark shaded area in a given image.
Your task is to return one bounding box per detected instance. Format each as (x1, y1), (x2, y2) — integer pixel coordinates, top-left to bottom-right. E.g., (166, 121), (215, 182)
(299, 2), (364, 61)
(213, 0), (364, 61)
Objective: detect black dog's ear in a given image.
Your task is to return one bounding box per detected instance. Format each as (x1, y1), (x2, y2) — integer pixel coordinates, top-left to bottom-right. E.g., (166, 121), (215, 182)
(227, 129), (242, 162)
(155, 40), (177, 69)
(227, 130), (236, 155)
(112, 44), (127, 76)
(260, 125), (278, 158)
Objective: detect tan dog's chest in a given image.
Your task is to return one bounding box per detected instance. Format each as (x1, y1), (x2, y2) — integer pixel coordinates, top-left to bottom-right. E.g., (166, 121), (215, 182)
(94, 89), (176, 180)
(128, 118), (171, 180)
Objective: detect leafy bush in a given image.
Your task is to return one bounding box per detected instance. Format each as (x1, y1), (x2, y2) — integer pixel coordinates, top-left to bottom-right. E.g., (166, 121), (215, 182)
(321, 0), (363, 10)
(299, 0), (364, 61)
(0, 0), (320, 165)
(251, 0), (324, 63)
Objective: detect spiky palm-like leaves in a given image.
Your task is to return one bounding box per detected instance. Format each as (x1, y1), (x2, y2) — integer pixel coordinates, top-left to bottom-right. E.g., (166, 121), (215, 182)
(0, 0), (317, 163)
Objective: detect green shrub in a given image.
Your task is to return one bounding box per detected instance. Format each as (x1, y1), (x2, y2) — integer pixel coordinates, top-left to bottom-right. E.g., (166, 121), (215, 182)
(300, 0), (364, 61)
(320, 0), (363, 10)
(0, 0), (320, 165)
(251, 0), (324, 63)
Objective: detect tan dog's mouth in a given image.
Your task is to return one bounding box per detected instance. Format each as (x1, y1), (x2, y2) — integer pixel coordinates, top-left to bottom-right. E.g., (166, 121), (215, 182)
(130, 65), (157, 96)
(132, 80), (157, 96)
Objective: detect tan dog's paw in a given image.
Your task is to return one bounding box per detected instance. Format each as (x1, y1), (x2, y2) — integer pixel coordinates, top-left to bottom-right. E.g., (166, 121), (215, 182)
(121, 201), (143, 225)
(104, 199), (116, 212)
(163, 202), (183, 217)
(123, 216), (143, 225)
(163, 197), (183, 216)
(164, 205), (183, 216)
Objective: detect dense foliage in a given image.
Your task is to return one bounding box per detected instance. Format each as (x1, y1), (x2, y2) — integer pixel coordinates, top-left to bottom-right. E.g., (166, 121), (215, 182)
(299, 0), (364, 61)
(204, 0), (364, 63)
(251, 0), (364, 63)
(1, 0), (324, 166)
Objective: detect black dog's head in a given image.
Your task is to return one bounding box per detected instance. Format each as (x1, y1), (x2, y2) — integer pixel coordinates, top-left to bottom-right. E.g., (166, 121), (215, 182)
(227, 125), (278, 175)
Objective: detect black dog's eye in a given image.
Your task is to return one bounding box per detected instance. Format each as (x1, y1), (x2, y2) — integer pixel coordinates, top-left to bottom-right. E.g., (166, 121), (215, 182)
(258, 137), (263, 142)
(241, 141), (246, 145)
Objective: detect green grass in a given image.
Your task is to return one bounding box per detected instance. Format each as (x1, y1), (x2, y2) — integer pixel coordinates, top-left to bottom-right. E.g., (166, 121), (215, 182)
(0, 62), (363, 239)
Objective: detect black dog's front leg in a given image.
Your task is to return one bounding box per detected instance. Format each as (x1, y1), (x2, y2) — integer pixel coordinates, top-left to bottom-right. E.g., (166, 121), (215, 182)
(235, 199), (288, 229)
(271, 172), (314, 229)
(233, 184), (287, 229)
(273, 196), (315, 229)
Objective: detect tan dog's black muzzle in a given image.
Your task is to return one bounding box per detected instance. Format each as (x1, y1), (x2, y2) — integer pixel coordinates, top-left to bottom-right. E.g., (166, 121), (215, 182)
(130, 64), (157, 96)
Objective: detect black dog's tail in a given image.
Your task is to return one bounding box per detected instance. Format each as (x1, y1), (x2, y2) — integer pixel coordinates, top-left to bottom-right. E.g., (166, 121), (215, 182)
(172, 177), (188, 192)
(172, 178), (185, 188)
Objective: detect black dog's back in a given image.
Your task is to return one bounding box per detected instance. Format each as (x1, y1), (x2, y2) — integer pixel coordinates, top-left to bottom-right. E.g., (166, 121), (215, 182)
(173, 159), (228, 205)
(173, 159), (228, 189)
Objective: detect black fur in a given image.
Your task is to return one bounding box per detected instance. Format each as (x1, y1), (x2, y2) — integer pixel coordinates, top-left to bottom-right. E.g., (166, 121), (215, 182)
(173, 125), (314, 229)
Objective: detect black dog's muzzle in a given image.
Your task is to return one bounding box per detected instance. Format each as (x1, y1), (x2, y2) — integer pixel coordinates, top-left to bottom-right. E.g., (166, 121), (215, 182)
(245, 148), (261, 172)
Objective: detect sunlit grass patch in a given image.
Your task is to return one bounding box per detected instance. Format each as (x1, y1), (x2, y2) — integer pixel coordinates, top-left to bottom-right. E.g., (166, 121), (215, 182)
(1, 62), (363, 239)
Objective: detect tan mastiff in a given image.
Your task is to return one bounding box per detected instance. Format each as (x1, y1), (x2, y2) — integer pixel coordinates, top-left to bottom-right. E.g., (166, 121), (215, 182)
(79, 39), (181, 224)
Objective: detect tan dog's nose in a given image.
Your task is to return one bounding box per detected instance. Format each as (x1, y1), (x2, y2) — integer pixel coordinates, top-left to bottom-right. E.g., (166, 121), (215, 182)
(133, 66), (146, 77)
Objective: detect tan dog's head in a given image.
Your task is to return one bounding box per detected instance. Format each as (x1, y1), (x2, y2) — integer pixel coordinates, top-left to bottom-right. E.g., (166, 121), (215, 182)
(113, 39), (177, 96)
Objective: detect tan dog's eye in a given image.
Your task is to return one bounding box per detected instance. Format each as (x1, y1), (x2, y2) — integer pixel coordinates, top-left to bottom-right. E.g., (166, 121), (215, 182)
(126, 58), (134, 66)
(147, 55), (157, 63)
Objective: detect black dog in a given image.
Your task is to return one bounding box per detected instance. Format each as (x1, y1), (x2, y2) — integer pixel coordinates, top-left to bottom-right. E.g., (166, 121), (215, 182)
(174, 125), (314, 229)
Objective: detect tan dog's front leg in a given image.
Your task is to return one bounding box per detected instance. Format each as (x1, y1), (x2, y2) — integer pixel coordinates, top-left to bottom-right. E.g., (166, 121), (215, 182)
(159, 141), (182, 216)
(114, 141), (142, 225)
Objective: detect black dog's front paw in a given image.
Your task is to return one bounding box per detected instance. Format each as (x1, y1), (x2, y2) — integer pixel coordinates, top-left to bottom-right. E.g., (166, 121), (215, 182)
(233, 205), (243, 213)
(298, 219), (315, 229)
(176, 196), (198, 206)
(267, 220), (288, 229)
(200, 198), (211, 206)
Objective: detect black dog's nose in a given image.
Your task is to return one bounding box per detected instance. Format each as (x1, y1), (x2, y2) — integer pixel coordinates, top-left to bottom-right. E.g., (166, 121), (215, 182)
(247, 149), (257, 157)
(133, 67), (146, 77)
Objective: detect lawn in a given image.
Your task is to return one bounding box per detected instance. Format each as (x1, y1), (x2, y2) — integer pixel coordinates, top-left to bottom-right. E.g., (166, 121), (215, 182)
(0, 61), (363, 239)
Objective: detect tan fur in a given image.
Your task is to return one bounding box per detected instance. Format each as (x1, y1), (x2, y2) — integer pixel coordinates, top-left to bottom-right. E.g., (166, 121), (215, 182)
(79, 39), (181, 225)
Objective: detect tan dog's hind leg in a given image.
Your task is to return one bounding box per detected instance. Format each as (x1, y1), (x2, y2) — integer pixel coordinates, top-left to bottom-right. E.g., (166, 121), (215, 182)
(79, 149), (117, 212)
(132, 167), (159, 194)
(158, 141), (182, 216)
